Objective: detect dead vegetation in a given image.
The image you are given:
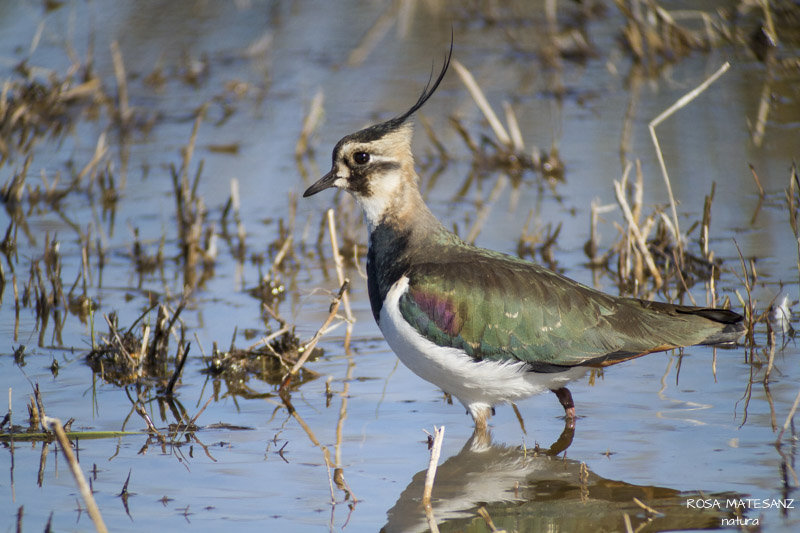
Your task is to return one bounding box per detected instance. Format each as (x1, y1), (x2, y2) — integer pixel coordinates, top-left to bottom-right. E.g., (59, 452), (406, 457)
(0, 2), (798, 531)
(86, 302), (188, 388)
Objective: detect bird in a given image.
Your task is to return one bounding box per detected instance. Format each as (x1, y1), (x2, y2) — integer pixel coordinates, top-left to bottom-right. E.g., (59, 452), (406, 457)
(303, 44), (745, 432)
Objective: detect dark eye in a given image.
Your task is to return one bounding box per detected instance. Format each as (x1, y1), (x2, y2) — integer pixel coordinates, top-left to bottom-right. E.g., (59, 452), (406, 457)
(353, 152), (370, 165)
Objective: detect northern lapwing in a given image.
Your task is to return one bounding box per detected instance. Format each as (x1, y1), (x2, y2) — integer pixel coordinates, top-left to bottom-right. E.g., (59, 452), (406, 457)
(303, 45), (745, 431)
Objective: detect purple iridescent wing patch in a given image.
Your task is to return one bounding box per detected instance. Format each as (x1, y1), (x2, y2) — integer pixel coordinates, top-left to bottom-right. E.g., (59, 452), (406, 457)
(408, 288), (463, 337)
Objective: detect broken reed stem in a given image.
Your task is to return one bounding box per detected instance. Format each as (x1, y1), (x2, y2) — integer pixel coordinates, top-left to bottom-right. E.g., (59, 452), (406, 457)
(752, 74), (772, 147)
(326, 209), (354, 326)
(284, 279), (349, 381)
(477, 506), (501, 532)
(764, 327), (776, 383)
(749, 164), (765, 197)
(452, 60), (512, 148)
(776, 388), (800, 444)
(295, 88), (324, 159)
(422, 425), (445, 507)
(613, 163), (663, 287)
(633, 496), (659, 515)
(165, 342), (190, 396)
(110, 41), (130, 124)
(44, 416), (108, 533)
(648, 61), (731, 258)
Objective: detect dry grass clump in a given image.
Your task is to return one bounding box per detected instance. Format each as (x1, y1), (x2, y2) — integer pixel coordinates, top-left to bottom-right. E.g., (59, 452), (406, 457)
(86, 302), (188, 388)
(586, 162), (721, 299)
(0, 71), (101, 162)
(450, 60), (563, 183)
(615, 0), (717, 68)
(615, 0), (800, 74)
(203, 328), (319, 392)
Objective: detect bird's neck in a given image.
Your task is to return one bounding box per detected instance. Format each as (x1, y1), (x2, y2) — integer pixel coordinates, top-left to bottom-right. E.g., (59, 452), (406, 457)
(362, 173), (453, 322)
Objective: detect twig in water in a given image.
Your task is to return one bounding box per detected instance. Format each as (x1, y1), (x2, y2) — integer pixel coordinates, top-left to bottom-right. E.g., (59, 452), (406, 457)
(44, 416), (108, 533)
(633, 496), (660, 516)
(327, 209), (354, 348)
(165, 342), (191, 397)
(110, 41), (130, 125)
(422, 425), (445, 506)
(776, 388), (800, 445)
(452, 60), (511, 148)
(280, 279), (349, 389)
(189, 396), (214, 426)
(295, 89), (324, 160)
(613, 163), (662, 287)
(477, 506), (504, 532)
(749, 164), (765, 197)
(422, 425), (445, 532)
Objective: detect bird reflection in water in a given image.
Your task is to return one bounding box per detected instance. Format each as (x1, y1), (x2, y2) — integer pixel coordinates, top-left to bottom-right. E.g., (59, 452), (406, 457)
(382, 423), (742, 533)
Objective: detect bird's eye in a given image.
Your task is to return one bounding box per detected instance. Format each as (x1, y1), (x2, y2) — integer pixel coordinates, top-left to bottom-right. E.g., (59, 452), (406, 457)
(353, 152), (370, 165)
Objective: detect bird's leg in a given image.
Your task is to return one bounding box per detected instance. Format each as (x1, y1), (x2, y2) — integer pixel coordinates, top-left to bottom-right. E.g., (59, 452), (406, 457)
(551, 387), (576, 420)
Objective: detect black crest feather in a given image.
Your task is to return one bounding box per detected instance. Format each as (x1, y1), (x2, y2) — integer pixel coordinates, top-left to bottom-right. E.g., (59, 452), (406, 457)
(345, 33), (453, 144)
(390, 32), (453, 127)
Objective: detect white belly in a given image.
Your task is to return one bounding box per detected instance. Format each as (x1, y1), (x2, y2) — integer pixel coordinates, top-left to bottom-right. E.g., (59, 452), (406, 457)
(379, 276), (588, 417)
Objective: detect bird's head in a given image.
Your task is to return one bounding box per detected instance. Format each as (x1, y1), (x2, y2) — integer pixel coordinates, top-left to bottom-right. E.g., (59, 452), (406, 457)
(303, 41), (452, 227)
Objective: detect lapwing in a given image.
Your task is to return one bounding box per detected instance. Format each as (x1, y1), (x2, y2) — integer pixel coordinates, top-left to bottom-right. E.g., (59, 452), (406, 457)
(303, 45), (745, 431)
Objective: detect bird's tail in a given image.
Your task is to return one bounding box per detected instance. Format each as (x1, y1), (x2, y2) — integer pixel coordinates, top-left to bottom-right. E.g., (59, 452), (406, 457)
(685, 307), (746, 345)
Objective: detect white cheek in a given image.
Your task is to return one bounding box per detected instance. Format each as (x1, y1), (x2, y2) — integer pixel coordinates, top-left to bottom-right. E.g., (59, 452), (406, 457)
(357, 170), (402, 232)
(336, 162), (350, 179)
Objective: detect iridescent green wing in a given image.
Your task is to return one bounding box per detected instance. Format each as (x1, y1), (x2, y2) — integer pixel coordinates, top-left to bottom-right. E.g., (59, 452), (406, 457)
(398, 249), (726, 369)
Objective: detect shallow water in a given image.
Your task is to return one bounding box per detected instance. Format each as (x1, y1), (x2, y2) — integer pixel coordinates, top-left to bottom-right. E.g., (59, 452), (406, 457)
(1, 1), (799, 532)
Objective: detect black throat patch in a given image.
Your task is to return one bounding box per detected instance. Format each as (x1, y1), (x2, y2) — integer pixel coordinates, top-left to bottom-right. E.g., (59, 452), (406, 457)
(366, 222), (412, 322)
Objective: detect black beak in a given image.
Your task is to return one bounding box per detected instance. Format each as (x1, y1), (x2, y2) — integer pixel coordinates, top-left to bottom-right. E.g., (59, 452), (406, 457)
(303, 170), (338, 197)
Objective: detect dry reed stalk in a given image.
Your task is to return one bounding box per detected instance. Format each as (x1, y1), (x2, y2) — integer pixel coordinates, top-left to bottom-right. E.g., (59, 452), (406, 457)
(44, 416), (108, 533)
(476, 506), (503, 532)
(422, 425), (445, 506)
(418, 115), (449, 161)
(326, 209), (354, 343)
(777, 388), (800, 444)
(502, 101), (524, 152)
(230, 178), (246, 246)
(613, 163), (663, 287)
(648, 61), (730, 259)
(295, 89), (324, 160)
(734, 241), (756, 346)
(282, 279), (349, 384)
(165, 342), (190, 396)
(75, 132), (107, 185)
(110, 41), (130, 124)
(334, 359), (355, 494)
(700, 183), (714, 260)
(623, 512), (634, 533)
(752, 75), (772, 148)
(586, 200), (616, 264)
(764, 327), (776, 383)
(749, 164), (765, 197)
(452, 60), (512, 147)
(786, 164), (800, 297)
